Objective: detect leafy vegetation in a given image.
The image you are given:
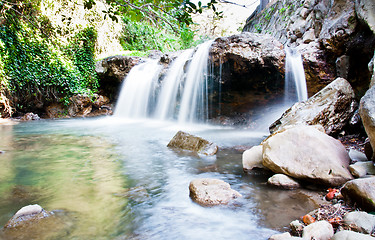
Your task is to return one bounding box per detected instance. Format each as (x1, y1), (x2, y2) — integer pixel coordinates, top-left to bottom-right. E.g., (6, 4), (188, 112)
(0, 2), (99, 112)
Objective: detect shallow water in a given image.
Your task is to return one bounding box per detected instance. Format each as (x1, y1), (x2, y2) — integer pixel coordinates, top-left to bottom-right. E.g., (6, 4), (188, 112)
(0, 117), (321, 239)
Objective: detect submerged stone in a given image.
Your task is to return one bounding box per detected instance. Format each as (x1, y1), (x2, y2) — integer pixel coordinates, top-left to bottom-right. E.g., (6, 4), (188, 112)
(189, 178), (242, 206)
(4, 204), (51, 229)
(167, 131), (218, 156)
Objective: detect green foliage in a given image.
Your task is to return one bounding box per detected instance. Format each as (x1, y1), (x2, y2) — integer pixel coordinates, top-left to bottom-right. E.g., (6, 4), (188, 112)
(120, 16), (197, 52)
(0, 7), (99, 111)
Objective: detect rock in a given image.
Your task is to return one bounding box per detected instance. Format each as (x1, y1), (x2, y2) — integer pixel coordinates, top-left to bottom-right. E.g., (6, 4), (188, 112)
(349, 149), (368, 162)
(332, 230), (375, 240)
(189, 178), (242, 206)
(68, 94), (93, 117)
(349, 161), (375, 178)
(167, 131), (218, 156)
(336, 55), (350, 79)
(20, 112), (40, 121)
(92, 94), (110, 109)
(302, 28), (315, 44)
(343, 211), (375, 234)
(268, 232), (302, 240)
(360, 85), (375, 161)
(208, 33), (287, 122)
(290, 220), (304, 236)
(4, 204), (51, 229)
(342, 177), (375, 211)
(302, 220), (334, 240)
(355, 0), (375, 34)
(270, 78), (357, 136)
(242, 145), (264, 172)
(263, 125), (353, 186)
(95, 55), (140, 82)
(267, 174), (301, 189)
(45, 103), (67, 119)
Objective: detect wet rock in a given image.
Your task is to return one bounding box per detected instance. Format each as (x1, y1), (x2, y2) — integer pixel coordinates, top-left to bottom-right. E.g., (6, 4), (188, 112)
(343, 211), (375, 234)
(167, 131), (218, 156)
(349, 161), (375, 178)
(263, 125), (353, 186)
(270, 78), (357, 136)
(4, 204), (51, 229)
(342, 177), (375, 211)
(360, 85), (375, 161)
(302, 220), (334, 240)
(267, 174), (301, 190)
(242, 145), (264, 172)
(189, 178), (242, 206)
(268, 232), (302, 240)
(20, 112), (40, 121)
(332, 230), (375, 240)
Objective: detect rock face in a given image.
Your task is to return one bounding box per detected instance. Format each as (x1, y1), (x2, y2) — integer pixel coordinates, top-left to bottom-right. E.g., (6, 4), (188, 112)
(208, 33), (286, 123)
(167, 131), (218, 156)
(243, 0), (375, 97)
(95, 55), (141, 100)
(360, 85), (375, 160)
(4, 204), (51, 229)
(270, 78), (357, 135)
(341, 177), (375, 211)
(189, 178), (242, 206)
(263, 125), (353, 186)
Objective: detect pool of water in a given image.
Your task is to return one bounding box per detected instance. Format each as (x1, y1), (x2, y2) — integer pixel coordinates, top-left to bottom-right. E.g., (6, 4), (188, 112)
(0, 117), (321, 239)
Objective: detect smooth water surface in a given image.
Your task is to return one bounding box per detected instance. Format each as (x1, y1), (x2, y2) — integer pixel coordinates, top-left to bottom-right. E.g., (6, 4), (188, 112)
(0, 118), (320, 240)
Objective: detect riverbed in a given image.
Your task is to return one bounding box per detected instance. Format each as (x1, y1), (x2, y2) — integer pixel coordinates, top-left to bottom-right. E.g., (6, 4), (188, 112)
(0, 117), (322, 239)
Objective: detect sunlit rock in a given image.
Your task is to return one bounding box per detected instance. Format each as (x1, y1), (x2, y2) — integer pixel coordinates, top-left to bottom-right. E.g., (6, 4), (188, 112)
(302, 220), (334, 240)
(242, 145), (264, 172)
(268, 232), (302, 240)
(270, 78), (357, 135)
(341, 177), (375, 211)
(263, 125), (353, 186)
(343, 211), (375, 234)
(267, 174), (301, 190)
(167, 131), (218, 156)
(332, 230), (375, 240)
(189, 178), (241, 206)
(349, 161), (375, 178)
(4, 204), (51, 229)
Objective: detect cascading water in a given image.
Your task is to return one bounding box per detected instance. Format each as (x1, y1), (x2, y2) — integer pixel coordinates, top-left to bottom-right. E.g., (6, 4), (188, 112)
(284, 46), (308, 104)
(115, 40), (214, 123)
(114, 59), (162, 118)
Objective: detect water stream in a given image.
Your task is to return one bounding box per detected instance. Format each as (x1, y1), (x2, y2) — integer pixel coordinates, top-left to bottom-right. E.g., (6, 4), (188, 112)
(0, 119), (320, 240)
(0, 42), (313, 239)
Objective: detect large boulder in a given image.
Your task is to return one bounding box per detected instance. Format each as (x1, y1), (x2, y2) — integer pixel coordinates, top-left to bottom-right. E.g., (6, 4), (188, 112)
(343, 211), (375, 234)
(167, 131), (218, 156)
(355, 0), (375, 34)
(360, 85), (375, 160)
(341, 177), (375, 211)
(332, 230), (375, 240)
(263, 125), (353, 186)
(270, 78), (357, 135)
(189, 178), (242, 206)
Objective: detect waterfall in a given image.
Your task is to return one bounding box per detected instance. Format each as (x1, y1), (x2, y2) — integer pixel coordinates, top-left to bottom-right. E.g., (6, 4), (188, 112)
(284, 46), (308, 104)
(114, 40), (214, 123)
(114, 59), (162, 118)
